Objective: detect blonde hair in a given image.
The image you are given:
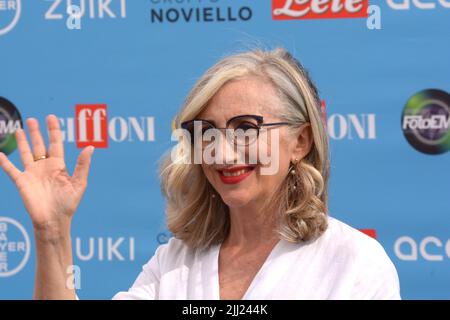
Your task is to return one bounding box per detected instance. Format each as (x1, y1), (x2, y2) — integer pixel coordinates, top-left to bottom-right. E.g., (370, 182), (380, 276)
(160, 48), (330, 250)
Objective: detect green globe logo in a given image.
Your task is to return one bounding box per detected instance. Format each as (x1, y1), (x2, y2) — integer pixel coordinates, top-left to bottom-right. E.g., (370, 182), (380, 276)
(401, 89), (450, 155)
(0, 97), (23, 156)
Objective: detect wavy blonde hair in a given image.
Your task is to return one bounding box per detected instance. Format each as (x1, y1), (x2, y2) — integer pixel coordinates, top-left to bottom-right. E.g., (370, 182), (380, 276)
(160, 48), (330, 250)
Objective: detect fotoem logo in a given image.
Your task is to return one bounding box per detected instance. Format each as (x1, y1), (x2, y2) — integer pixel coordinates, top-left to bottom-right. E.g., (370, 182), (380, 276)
(0, 97), (23, 156)
(401, 89), (450, 155)
(0, 0), (21, 36)
(0, 217), (31, 277)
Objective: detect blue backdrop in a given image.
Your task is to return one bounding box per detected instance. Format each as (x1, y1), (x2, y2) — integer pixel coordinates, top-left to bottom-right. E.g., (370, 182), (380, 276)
(0, 0), (449, 299)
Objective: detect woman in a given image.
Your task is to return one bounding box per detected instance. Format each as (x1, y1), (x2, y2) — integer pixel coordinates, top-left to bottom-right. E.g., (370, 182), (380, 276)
(0, 48), (400, 299)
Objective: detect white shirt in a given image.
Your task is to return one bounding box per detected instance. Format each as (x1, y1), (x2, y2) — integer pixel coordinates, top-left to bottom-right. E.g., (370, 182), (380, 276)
(112, 217), (401, 300)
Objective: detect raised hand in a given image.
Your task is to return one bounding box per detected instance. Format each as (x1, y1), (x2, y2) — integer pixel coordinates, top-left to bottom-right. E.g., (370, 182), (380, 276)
(0, 115), (94, 236)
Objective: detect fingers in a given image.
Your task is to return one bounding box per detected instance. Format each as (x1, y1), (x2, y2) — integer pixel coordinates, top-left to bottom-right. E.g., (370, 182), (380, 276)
(27, 118), (47, 159)
(72, 146), (95, 187)
(15, 128), (34, 168)
(0, 152), (21, 183)
(46, 115), (64, 159)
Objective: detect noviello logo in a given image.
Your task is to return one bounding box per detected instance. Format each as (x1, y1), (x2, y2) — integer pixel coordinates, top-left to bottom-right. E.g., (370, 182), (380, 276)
(0, 97), (23, 156)
(149, 0), (252, 23)
(401, 89), (450, 155)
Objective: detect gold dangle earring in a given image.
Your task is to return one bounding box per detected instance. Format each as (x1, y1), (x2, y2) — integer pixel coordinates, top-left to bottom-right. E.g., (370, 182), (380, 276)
(290, 158), (299, 190)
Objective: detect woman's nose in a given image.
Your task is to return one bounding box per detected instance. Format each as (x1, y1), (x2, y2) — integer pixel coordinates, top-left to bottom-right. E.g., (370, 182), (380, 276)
(216, 130), (243, 165)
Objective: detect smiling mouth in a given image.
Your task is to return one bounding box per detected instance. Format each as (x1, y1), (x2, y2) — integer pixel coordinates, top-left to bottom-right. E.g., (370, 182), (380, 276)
(217, 166), (256, 184)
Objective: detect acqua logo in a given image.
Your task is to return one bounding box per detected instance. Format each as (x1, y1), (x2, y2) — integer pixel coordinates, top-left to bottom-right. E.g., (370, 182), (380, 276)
(0, 0), (21, 36)
(0, 97), (23, 156)
(394, 236), (450, 261)
(401, 89), (450, 155)
(0, 216), (31, 277)
(386, 0), (450, 10)
(272, 0), (369, 20)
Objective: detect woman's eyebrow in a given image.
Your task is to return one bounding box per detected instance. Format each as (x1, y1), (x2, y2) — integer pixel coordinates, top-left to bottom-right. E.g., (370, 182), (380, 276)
(194, 118), (217, 126)
(226, 114), (263, 121)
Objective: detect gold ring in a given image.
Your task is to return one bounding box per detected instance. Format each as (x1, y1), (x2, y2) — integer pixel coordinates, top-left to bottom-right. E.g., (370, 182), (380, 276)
(34, 155), (48, 162)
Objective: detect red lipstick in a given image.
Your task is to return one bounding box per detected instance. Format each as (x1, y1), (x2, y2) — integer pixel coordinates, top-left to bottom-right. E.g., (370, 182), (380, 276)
(217, 166), (255, 185)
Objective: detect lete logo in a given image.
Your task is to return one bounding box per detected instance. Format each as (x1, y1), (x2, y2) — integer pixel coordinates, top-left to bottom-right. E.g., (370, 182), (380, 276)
(272, 0), (369, 20)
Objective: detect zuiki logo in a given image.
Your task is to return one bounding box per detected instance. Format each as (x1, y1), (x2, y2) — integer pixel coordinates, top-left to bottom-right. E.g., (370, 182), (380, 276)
(74, 237), (135, 261)
(401, 89), (450, 155)
(272, 0), (369, 20)
(0, 0), (21, 36)
(44, 0), (127, 20)
(150, 0), (253, 23)
(0, 217), (31, 277)
(0, 97), (23, 156)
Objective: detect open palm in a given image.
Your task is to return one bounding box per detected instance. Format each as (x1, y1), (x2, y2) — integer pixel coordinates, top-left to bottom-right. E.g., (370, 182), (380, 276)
(0, 115), (94, 230)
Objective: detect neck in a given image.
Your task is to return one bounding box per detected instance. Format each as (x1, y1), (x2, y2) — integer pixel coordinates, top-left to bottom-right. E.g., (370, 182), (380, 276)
(224, 199), (279, 248)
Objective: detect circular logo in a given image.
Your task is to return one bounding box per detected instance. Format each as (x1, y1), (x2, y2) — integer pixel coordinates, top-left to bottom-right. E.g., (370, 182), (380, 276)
(0, 97), (23, 156)
(0, 0), (21, 36)
(157, 232), (171, 244)
(401, 89), (450, 155)
(0, 217), (31, 278)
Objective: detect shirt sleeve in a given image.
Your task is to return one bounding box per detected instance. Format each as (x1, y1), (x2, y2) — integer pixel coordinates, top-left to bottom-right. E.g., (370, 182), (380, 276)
(112, 244), (165, 300)
(350, 240), (401, 300)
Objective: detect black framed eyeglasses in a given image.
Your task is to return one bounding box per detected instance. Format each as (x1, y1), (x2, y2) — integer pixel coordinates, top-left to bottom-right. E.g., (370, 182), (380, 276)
(180, 114), (291, 147)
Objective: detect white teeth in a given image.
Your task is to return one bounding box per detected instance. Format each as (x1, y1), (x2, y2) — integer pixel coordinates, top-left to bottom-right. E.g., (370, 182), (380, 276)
(222, 168), (251, 177)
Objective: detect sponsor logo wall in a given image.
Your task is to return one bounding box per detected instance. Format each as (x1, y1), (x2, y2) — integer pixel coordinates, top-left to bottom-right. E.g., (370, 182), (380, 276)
(0, 1), (449, 299)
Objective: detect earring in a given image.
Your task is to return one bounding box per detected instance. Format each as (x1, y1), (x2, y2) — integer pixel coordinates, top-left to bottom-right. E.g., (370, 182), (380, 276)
(291, 158), (299, 190)
(290, 158), (298, 175)
(212, 194), (216, 198)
